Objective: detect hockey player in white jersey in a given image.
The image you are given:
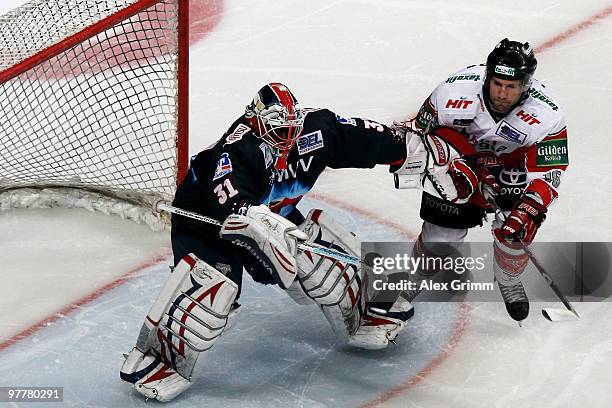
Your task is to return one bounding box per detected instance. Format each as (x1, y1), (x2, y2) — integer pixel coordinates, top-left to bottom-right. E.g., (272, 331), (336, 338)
(392, 38), (569, 321)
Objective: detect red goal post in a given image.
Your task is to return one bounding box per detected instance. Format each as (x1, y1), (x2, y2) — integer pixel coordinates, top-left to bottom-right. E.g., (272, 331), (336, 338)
(0, 0), (189, 230)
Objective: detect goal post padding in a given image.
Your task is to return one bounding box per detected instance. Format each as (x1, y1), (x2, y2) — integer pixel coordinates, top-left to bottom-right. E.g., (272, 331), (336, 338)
(0, 0), (189, 230)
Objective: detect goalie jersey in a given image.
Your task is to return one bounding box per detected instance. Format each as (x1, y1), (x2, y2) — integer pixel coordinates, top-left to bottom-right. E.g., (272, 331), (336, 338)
(172, 108), (405, 237)
(414, 64), (569, 210)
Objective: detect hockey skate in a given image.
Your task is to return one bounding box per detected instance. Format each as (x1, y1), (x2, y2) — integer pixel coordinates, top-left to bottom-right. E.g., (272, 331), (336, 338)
(348, 295), (414, 350)
(497, 280), (529, 322)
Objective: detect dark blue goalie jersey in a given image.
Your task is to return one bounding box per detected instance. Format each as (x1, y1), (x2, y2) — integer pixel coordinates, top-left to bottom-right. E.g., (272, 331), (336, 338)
(172, 108), (405, 237)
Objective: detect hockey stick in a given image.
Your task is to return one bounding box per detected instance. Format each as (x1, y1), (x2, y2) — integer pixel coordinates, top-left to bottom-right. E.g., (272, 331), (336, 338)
(484, 193), (579, 322)
(154, 201), (361, 266)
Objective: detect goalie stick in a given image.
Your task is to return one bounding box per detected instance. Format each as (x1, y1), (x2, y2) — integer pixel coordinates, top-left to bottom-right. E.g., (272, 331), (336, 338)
(483, 192), (580, 322)
(154, 201), (361, 267)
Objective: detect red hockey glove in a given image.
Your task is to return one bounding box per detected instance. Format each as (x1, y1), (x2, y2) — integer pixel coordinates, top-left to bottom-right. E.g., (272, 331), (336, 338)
(446, 159), (478, 203)
(475, 165), (500, 200)
(495, 196), (547, 243)
(460, 163), (500, 208)
(434, 159), (501, 205)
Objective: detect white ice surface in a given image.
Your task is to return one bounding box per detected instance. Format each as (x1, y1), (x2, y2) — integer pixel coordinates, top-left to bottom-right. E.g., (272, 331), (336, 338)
(1, 0), (612, 407)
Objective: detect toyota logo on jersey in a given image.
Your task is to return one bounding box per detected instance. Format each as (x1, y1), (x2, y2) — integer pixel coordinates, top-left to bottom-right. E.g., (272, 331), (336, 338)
(499, 167), (527, 186)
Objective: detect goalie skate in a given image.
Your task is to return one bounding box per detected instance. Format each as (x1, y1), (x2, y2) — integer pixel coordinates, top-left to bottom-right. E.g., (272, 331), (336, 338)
(348, 295), (414, 350)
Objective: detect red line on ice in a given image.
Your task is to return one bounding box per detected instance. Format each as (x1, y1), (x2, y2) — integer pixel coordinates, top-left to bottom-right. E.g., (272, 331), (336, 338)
(0, 252), (170, 353)
(358, 304), (471, 408)
(535, 5), (612, 53)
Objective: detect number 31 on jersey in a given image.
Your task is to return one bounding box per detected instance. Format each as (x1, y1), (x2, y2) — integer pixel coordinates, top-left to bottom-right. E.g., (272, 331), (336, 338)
(214, 179), (239, 204)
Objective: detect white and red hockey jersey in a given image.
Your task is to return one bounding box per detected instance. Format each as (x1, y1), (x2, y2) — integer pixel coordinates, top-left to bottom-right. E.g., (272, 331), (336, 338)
(414, 64), (568, 207)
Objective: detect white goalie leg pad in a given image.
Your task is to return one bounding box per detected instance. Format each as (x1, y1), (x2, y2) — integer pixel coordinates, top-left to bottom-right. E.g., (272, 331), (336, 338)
(120, 254), (238, 402)
(285, 279), (315, 305)
(221, 205), (308, 289)
(296, 209), (364, 339)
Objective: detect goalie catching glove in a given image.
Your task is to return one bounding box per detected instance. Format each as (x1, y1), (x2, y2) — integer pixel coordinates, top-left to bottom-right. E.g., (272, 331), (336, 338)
(391, 125), (498, 204)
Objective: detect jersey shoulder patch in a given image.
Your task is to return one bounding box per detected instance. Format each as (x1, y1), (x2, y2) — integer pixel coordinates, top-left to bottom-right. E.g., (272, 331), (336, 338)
(534, 137), (568, 167)
(224, 123), (252, 145)
(297, 130), (324, 155)
(213, 152), (233, 180)
(526, 80), (563, 113)
(444, 65), (486, 84)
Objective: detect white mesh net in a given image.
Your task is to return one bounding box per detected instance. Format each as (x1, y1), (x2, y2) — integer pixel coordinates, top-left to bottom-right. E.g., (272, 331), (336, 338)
(0, 0), (184, 229)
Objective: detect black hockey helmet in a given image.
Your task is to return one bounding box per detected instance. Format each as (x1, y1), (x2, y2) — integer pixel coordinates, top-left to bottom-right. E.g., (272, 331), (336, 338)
(485, 38), (537, 90)
(245, 82), (304, 170)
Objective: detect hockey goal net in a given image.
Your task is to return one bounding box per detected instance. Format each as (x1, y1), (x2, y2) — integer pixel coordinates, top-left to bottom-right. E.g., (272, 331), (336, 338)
(0, 0), (188, 230)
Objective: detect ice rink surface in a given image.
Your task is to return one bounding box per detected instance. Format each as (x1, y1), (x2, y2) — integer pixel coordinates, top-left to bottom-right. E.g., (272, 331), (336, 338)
(1, 0), (612, 407)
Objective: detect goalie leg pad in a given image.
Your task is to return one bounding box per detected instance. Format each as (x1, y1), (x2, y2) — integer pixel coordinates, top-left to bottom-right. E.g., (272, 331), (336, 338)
(120, 254), (238, 402)
(284, 279), (315, 305)
(296, 209), (365, 339)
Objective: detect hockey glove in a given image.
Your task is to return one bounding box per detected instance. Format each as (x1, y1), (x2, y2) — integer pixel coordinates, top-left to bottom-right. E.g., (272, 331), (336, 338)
(446, 158), (479, 203)
(221, 205), (308, 289)
(468, 164), (501, 208)
(495, 195), (547, 243)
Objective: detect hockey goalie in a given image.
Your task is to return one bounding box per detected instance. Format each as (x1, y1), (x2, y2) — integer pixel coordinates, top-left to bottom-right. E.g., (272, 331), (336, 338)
(118, 82), (430, 401)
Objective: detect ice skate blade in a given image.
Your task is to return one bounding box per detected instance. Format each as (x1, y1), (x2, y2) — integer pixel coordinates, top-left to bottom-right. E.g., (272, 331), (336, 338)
(542, 308), (580, 322)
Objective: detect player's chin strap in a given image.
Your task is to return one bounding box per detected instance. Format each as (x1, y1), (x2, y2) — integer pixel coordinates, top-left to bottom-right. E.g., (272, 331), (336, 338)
(154, 201), (361, 267)
(483, 191), (579, 322)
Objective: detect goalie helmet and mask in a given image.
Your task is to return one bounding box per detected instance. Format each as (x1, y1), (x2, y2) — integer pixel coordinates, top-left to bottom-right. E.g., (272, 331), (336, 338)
(245, 82), (305, 170)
